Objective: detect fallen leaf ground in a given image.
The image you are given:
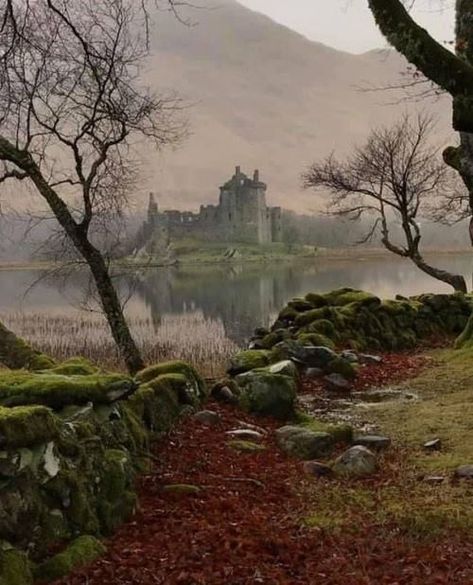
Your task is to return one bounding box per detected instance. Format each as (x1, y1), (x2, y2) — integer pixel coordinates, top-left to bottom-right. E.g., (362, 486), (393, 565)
(51, 353), (473, 585)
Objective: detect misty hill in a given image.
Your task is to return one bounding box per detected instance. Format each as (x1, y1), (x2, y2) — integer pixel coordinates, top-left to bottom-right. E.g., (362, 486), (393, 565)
(138, 0), (451, 213)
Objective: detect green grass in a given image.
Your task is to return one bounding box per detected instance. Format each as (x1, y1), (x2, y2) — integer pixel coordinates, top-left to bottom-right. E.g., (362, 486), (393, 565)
(366, 349), (473, 471)
(302, 347), (473, 542)
(168, 238), (317, 265)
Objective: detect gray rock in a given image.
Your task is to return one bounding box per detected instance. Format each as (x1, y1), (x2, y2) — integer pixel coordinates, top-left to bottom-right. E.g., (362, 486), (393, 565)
(332, 445), (377, 477)
(455, 465), (473, 479)
(226, 429), (264, 442)
(353, 435), (391, 450)
(236, 420), (267, 435)
(215, 386), (238, 405)
(267, 360), (298, 378)
(303, 461), (333, 477)
(305, 367), (324, 378)
(276, 426), (334, 460)
(193, 410), (221, 426)
(424, 438), (442, 451)
(274, 341), (337, 368)
(236, 370), (297, 419)
(341, 350), (359, 363)
(323, 373), (352, 393)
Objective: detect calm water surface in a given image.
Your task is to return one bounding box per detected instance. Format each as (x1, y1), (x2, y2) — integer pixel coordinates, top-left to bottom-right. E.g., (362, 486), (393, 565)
(1, 254), (472, 346)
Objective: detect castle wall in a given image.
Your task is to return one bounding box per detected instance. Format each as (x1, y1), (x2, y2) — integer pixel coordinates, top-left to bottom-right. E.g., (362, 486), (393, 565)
(145, 167), (280, 246)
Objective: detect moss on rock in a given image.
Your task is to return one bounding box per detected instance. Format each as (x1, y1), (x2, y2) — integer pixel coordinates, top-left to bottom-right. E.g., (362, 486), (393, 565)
(236, 370), (296, 420)
(47, 358), (99, 377)
(136, 361), (206, 401)
(0, 372), (136, 409)
(0, 544), (33, 585)
(296, 333), (335, 350)
(0, 321), (55, 372)
(35, 535), (106, 582)
(227, 350), (272, 375)
(0, 405), (58, 448)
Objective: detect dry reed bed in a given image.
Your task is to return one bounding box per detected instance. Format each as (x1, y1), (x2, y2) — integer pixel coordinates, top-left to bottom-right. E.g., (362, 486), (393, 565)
(0, 309), (240, 377)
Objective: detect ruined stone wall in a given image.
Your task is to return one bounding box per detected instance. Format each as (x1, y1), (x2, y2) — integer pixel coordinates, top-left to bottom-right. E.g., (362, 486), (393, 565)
(0, 358), (206, 584)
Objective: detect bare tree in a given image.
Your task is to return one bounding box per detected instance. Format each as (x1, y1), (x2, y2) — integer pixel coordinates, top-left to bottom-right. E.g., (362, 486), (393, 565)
(303, 113), (467, 293)
(0, 0), (186, 373)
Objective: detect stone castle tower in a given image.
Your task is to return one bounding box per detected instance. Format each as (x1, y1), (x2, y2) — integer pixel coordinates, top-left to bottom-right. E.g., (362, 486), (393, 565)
(159, 166), (282, 244)
(213, 166), (281, 244)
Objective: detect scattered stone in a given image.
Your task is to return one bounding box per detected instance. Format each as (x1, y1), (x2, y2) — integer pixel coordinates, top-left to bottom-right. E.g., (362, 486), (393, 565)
(236, 369), (297, 419)
(454, 465), (473, 479)
(359, 354), (383, 365)
(423, 476), (446, 485)
(341, 350), (359, 363)
(162, 484), (202, 495)
(353, 435), (391, 450)
(332, 446), (377, 477)
(226, 429), (264, 442)
(236, 420), (267, 435)
(323, 373), (352, 393)
(193, 410), (221, 426)
(305, 367), (324, 378)
(227, 440), (267, 453)
(276, 426), (334, 460)
(423, 438), (442, 452)
(303, 461), (333, 478)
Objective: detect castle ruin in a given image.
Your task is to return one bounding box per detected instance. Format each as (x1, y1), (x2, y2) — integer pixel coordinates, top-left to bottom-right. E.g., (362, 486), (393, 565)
(148, 166), (282, 245)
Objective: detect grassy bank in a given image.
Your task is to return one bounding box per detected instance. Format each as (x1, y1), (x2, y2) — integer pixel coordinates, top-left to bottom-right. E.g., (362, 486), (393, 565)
(303, 347), (473, 542)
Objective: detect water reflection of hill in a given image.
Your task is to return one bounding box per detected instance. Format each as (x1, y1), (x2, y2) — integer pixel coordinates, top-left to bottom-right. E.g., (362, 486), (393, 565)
(132, 256), (466, 345)
(133, 264), (311, 344)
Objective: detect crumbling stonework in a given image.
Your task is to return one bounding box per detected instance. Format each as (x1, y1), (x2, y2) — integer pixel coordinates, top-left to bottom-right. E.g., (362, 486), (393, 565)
(144, 166), (282, 246)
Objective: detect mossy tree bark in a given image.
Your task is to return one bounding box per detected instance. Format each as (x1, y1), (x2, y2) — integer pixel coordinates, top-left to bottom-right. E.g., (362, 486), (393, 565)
(0, 320), (54, 370)
(366, 0), (473, 343)
(0, 138), (145, 375)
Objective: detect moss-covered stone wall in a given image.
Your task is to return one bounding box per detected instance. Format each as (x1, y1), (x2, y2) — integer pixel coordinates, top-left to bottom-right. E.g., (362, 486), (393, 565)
(0, 358), (207, 584)
(253, 289), (473, 353)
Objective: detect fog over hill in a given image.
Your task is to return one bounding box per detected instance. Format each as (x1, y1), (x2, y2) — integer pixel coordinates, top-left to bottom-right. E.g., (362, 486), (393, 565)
(137, 0), (451, 213)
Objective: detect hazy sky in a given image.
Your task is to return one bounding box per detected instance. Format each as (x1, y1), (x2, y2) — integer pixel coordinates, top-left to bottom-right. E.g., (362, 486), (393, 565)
(237, 0), (454, 54)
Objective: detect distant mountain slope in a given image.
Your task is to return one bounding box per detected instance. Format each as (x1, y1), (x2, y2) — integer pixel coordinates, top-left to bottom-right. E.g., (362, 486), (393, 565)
(137, 0), (451, 212)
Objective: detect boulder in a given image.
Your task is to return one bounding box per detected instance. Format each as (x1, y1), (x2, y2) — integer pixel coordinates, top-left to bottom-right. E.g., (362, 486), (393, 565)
(236, 370), (296, 420)
(276, 426), (334, 460)
(273, 341), (337, 369)
(227, 350), (271, 376)
(332, 446), (377, 477)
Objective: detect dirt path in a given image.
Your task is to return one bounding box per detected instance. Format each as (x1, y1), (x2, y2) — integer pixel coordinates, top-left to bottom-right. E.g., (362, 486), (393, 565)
(51, 355), (473, 585)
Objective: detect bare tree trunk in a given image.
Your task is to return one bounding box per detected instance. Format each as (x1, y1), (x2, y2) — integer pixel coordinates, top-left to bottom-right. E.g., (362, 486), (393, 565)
(79, 241), (145, 375)
(411, 254), (468, 294)
(10, 145), (145, 375)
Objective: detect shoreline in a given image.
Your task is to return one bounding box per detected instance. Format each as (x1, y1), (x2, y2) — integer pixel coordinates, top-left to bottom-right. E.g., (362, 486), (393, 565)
(0, 247), (471, 270)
